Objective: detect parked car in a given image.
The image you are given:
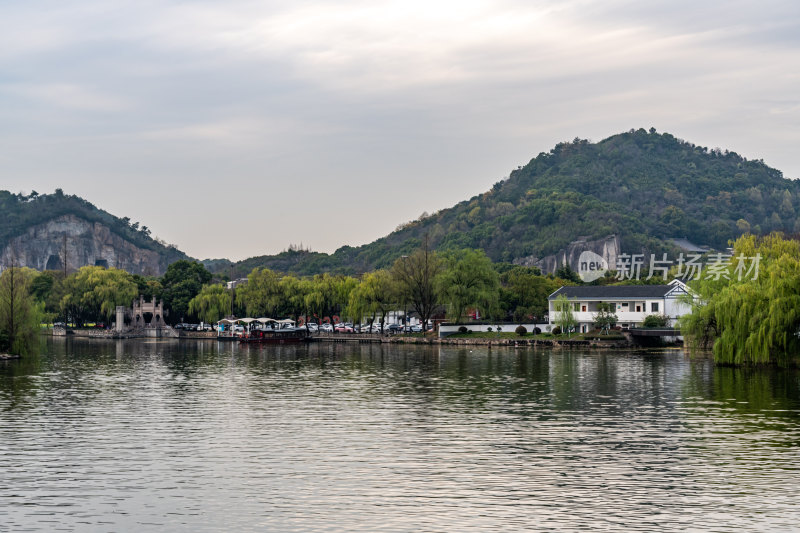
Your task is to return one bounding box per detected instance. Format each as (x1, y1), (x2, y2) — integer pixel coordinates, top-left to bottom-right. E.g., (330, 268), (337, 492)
(305, 323), (319, 332)
(335, 323), (354, 333)
(320, 323), (333, 332)
(387, 324), (403, 333)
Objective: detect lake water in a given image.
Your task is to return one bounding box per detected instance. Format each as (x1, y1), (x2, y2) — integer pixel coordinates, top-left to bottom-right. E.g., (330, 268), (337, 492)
(1, 338), (799, 532)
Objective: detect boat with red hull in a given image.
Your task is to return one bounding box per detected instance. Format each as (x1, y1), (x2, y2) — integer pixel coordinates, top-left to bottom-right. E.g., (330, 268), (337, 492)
(239, 327), (310, 344)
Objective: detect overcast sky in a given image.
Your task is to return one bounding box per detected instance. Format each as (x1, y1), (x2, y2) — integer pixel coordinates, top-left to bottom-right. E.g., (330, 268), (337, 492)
(2, 0), (799, 260)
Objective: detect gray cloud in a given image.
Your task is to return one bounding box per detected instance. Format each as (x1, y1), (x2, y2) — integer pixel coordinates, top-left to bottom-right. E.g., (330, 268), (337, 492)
(1, 0), (799, 260)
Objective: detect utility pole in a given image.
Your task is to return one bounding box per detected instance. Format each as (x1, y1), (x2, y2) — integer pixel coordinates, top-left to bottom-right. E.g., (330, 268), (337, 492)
(229, 264), (234, 318)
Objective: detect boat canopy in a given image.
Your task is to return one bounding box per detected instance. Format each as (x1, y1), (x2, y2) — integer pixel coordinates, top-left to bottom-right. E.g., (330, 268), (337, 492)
(216, 317), (294, 325)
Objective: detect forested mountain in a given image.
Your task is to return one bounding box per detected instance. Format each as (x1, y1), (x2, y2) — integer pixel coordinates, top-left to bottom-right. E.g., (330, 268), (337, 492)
(0, 189), (187, 275)
(4, 129), (797, 278)
(212, 128), (800, 277)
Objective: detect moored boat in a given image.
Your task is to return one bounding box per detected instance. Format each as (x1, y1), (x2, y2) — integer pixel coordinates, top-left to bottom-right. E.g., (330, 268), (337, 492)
(239, 326), (310, 344)
(217, 317), (312, 343)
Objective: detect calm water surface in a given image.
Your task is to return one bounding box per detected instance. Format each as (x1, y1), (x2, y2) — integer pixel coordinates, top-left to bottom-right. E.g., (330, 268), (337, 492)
(1, 338), (799, 532)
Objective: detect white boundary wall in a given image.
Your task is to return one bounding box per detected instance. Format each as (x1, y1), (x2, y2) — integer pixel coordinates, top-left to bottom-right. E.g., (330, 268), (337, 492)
(439, 323), (551, 337)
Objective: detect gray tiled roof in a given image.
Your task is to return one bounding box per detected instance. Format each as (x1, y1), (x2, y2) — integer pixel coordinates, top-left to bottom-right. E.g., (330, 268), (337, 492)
(549, 285), (674, 299)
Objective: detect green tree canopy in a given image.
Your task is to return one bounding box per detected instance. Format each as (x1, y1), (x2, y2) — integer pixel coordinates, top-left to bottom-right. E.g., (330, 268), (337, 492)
(160, 260), (212, 322)
(188, 284), (232, 324)
(0, 266), (44, 355)
(681, 232), (800, 366)
(348, 270), (397, 330)
(60, 266), (138, 325)
(438, 249), (499, 323)
(499, 266), (563, 321)
(304, 273), (339, 324)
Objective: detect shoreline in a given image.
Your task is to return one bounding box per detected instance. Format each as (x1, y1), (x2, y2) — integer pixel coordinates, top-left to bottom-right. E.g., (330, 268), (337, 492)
(46, 330), (673, 349)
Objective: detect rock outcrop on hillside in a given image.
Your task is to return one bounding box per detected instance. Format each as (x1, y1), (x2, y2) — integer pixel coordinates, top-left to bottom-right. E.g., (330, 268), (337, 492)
(514, 235), (621, 274)
(0, 215), (169, 275)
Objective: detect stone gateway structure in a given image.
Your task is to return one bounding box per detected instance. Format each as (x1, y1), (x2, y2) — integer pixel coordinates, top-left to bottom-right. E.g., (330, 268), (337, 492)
(131, 296), (166, 328)
(114, 296), (177, 338)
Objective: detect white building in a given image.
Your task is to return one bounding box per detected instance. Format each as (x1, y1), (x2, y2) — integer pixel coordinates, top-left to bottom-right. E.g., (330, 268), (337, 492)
(548, 279), (693, 333)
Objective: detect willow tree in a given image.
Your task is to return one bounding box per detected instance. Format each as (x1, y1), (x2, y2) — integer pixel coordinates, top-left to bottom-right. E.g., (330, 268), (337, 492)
(238, 267), (282, 317)
(333, 275), (359, 323)
(681, 233), (800, 366)
(0, 266), (43, 356)
(303, 274), (334, 325)
(553, 293), (577, 337)
(348, 270), (396, 331)
(188, 284), (231, 324)
(438, 249), (499, 323)
(278, 275), (309, 321)
(60, 266), (138, 326)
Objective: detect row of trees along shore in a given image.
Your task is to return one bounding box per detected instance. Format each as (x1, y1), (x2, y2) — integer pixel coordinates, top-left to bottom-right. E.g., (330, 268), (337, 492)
(0, 239), (568, 355)
(3, 232), (800, 367)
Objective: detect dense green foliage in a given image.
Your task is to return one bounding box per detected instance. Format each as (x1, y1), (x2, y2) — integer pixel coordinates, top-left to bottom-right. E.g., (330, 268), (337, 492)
(188, 284), (232, 324)
(0, 267), (44, 355)
(60, 266), (138, 326)
(209, 129), (800, 277)
(642, 314), (669, 328)
(0, 189), (187, 267)
(160, 260), (213, 322)
(681, 233), (800, 366)
(499, 266), (564, 321)
(438, 249), (499, 323)
(30, 262), (210, 327)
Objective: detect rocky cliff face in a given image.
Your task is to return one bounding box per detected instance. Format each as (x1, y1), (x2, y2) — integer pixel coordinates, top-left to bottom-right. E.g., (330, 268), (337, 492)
(0, 215), (169, 275)
(514, 235), (621, 274)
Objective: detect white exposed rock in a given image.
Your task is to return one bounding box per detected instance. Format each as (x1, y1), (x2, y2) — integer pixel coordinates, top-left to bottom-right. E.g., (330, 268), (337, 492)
(0, 215), (166, 275)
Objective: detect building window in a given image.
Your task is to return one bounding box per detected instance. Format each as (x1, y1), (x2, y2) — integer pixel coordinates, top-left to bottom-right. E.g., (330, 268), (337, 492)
(573, 303), (580, 312)
(582, 305), (587, 312)
(636, 305), (641, 312)
(651, 302), (659, 312)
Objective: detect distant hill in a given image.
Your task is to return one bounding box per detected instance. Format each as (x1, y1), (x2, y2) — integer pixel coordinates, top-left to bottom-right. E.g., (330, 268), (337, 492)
(0, 189), (188, 275)
(211, 128), (800, 277)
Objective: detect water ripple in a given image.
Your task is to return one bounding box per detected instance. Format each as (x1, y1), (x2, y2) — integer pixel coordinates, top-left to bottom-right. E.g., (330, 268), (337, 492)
(0, 340), (799, 532)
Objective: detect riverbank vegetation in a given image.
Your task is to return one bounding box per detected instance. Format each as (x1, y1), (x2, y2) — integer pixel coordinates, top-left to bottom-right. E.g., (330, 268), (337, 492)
(681, 233), (800, 366)
(11, 230), (800, 367)
(0, 266), (44, 356)
(18, 244), (573, 335)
